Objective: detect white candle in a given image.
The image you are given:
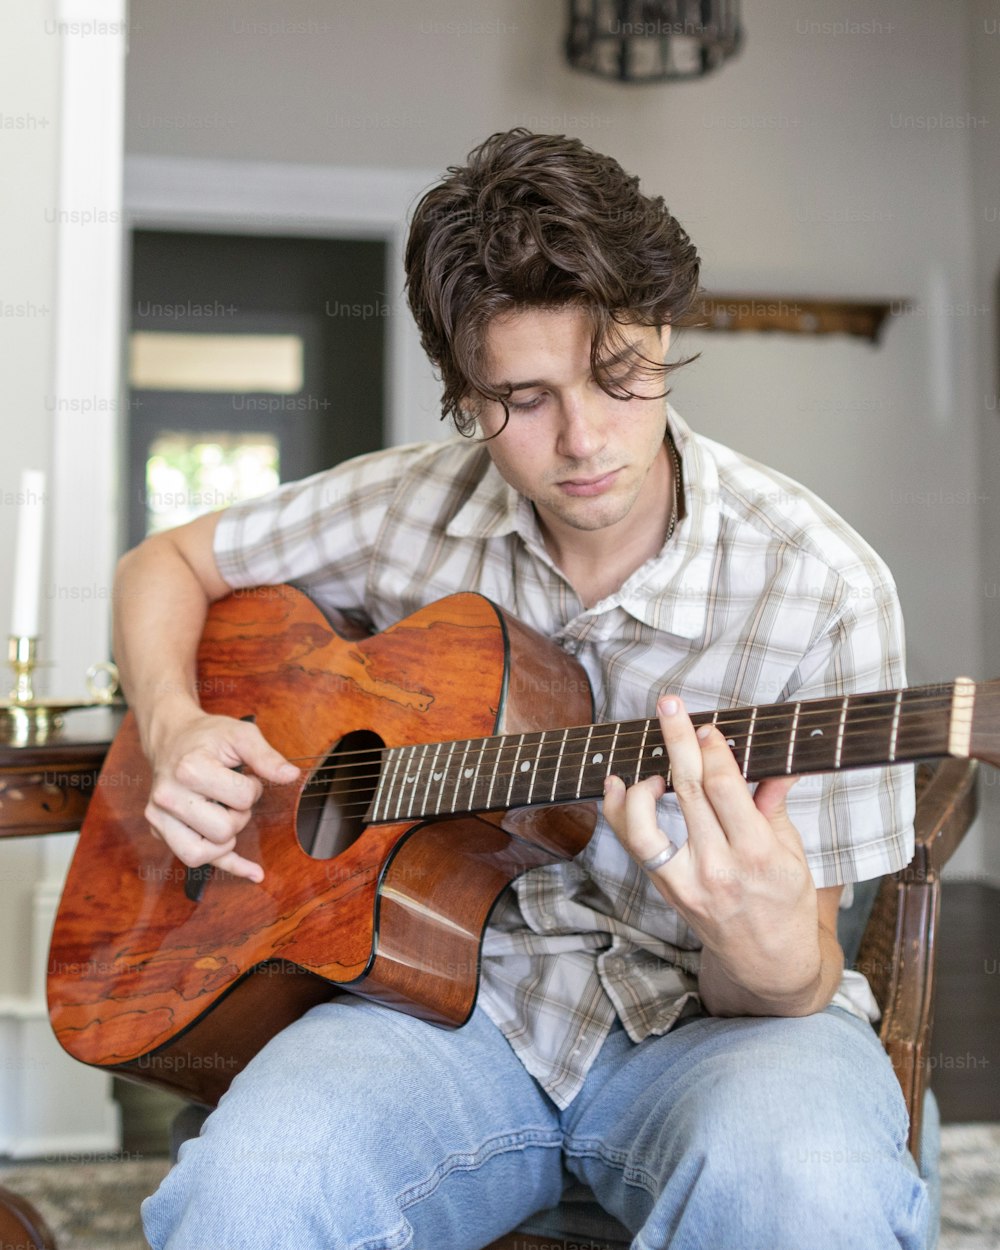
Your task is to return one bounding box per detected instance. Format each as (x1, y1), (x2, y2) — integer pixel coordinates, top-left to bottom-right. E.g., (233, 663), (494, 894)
(11, 469), (46, 638)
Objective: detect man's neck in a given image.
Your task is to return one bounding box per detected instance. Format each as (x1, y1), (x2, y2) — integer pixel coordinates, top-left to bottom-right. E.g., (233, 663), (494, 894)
(540, 446), (676, 609)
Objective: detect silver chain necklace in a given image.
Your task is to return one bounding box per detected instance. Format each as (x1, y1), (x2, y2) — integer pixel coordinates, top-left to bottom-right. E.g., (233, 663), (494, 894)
(665, 430), (682, 545)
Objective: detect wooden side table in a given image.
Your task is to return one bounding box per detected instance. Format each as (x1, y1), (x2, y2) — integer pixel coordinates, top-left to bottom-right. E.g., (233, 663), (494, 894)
(0, 709), (122, 840)
(0, 709), (123, 1249)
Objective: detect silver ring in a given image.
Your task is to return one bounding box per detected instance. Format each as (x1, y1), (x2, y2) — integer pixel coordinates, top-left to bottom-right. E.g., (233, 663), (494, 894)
(641, 841), (680, 872)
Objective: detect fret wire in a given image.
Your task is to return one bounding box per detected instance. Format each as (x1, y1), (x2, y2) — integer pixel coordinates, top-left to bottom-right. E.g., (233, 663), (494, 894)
(389, 745), (411, 823)
(451, 738), (472, 811)
(786, 702), (800, 775)
(576, 725), (595, 798)
(437, 741), (457, 816)
(371, 748), (390, 823)
(394, 752), (408, 820)
(527, 731), (543, 805)
(505, 733), (526, 808)
(636, 719), (650, 784)
(396, 747), (413, 818)
(484, 734), (502, 810)
(834, 695), (849, 769)
(474, 737), (489, 810)
(742, 706), (757, 778)
(369, 750), (384, 822)
(403, 743), (428, 821)
(395, 750), (410, 820)
(421, 741), (442, 817)
(888, 690), (903, 763)
(607, 722), (621, 782)
(551, 728), (569, 802)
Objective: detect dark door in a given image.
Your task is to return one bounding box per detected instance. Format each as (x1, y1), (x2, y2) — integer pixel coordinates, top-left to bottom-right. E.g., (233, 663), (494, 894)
(126, 230), (387, 549)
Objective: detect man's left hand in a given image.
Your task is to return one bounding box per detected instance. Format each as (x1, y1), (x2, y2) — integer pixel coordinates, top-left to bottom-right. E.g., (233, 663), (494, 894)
(602, 694), (835, 1012)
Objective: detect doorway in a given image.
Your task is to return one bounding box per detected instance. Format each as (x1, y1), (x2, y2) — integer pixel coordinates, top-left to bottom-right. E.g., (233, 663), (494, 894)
(125, 229), (387, 550)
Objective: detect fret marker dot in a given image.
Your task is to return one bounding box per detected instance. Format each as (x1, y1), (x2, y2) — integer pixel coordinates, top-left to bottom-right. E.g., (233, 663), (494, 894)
(651, 746), (664, 757)
(810, 729), (823, 738)
(726, 739), (736, 748)
(433, 771), (443, 781)
(592, 752), (604, 764)
(463, 768), (474, 778)
(519, 761), (531, 772)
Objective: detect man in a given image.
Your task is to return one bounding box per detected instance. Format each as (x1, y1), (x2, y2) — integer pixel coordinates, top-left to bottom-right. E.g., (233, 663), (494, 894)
(132, 130), (927, 1248)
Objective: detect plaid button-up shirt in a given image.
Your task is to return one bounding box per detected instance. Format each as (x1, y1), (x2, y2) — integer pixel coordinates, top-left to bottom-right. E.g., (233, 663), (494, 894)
(214, 407), (914, 1107)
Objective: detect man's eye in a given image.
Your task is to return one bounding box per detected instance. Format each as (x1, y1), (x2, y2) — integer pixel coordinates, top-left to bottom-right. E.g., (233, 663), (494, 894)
(508, 394), (544, 411)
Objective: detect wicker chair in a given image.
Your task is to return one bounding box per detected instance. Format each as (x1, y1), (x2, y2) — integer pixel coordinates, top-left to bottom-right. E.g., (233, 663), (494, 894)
(482, 757), (980, 1250)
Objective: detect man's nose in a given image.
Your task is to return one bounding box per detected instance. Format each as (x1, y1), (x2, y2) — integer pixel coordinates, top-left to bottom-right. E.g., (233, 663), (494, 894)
(556, 393), (607, 462)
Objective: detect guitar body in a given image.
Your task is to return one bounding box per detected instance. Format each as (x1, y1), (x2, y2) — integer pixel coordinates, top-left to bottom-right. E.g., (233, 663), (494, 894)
(47, 587), (596, 1105)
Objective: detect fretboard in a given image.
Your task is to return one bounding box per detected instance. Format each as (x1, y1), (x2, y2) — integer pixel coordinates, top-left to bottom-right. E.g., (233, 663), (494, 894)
(366, 679), (976, 826)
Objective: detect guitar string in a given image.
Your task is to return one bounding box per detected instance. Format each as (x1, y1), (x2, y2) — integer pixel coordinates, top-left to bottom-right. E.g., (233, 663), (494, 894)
(278, 686), (962, 776)
(282, 699), (961, 820)
(281, 700), (960, 805)
(290, 734), (954, 821)
(291, 725), (957, 818)
(278, 685), (960, 770)
(291, 750), (954, 825)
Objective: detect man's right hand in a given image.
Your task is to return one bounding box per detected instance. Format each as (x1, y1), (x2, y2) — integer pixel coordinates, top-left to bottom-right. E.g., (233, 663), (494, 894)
(144, 705), (300, 883)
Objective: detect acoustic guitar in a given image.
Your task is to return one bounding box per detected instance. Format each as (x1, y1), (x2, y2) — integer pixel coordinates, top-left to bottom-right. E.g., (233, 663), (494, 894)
(46, 585), (1000, 1106)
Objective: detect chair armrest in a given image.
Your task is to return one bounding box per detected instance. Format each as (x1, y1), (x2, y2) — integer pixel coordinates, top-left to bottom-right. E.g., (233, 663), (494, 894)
(903, 757), (980, 880)
(855, 758), (979, 1166)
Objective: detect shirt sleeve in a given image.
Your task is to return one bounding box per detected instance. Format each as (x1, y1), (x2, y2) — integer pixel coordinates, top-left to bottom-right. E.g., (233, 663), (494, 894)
(781, 567), (915, 888)
(212, 446), (414, 617)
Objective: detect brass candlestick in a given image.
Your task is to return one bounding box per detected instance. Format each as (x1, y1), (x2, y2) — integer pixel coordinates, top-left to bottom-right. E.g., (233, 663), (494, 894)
(2, 635), (58, 745)
(8, 635), (38, 703)
(0, 637), (121, 746)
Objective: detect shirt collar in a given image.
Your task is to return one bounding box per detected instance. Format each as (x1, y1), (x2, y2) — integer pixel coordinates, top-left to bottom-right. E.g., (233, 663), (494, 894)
(618, 405), (720, 639)
(444, 407), (722, 640)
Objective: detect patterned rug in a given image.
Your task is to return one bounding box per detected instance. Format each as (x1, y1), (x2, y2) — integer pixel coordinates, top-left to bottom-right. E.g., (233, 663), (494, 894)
(2, 1125), (999, 1248)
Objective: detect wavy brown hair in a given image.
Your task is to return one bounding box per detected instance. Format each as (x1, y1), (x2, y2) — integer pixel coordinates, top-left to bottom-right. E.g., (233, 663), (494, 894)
(404, 128), (701, 435)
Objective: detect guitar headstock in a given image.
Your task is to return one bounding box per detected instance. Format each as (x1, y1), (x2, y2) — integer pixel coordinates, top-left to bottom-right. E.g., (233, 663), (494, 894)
(971, 678), (1000, 769)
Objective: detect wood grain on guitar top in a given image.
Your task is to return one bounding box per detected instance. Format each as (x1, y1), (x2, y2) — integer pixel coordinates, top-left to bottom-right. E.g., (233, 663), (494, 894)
(45, 587), (595, 1104)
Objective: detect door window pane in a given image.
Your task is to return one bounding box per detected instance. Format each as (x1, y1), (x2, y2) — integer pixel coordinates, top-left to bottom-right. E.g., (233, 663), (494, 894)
(130, 332), (304, 393)
(145, 433), (279, 536)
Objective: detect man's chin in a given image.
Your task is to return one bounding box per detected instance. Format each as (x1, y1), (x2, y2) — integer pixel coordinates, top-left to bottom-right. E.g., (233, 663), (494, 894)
(540, 493), (635, 534)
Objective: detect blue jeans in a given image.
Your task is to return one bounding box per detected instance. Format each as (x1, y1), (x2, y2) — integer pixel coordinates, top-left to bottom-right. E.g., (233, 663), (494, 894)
(141, 998), (929, 1250)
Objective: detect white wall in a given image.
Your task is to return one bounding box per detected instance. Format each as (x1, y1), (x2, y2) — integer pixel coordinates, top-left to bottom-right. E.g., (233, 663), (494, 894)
(123, 0), (994, 876)
(0, 0), (124, 1156)
(0, 2), (61, 1001)
(968, 1), (1000, 880)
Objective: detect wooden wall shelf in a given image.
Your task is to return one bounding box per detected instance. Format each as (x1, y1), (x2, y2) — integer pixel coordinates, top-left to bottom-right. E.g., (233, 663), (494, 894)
(679, 294), (910, 343)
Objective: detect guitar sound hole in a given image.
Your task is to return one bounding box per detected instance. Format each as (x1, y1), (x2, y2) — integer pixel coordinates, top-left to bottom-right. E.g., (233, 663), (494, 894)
(295, 730), (384, 860)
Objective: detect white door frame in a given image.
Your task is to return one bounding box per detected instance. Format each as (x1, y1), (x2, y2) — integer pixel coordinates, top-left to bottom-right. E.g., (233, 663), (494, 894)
(123, 154), (444, 453)
(6, 0), (128, 1159)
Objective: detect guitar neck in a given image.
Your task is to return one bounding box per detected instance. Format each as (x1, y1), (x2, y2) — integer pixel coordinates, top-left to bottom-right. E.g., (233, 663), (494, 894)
(368, 677), (985, 826)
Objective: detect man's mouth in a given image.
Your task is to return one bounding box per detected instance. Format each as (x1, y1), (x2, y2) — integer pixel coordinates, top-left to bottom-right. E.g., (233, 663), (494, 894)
(557, 469), (620, 496)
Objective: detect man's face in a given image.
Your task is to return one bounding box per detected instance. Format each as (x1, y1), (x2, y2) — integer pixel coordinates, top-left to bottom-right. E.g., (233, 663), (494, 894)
(476, 305), (671, 550)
